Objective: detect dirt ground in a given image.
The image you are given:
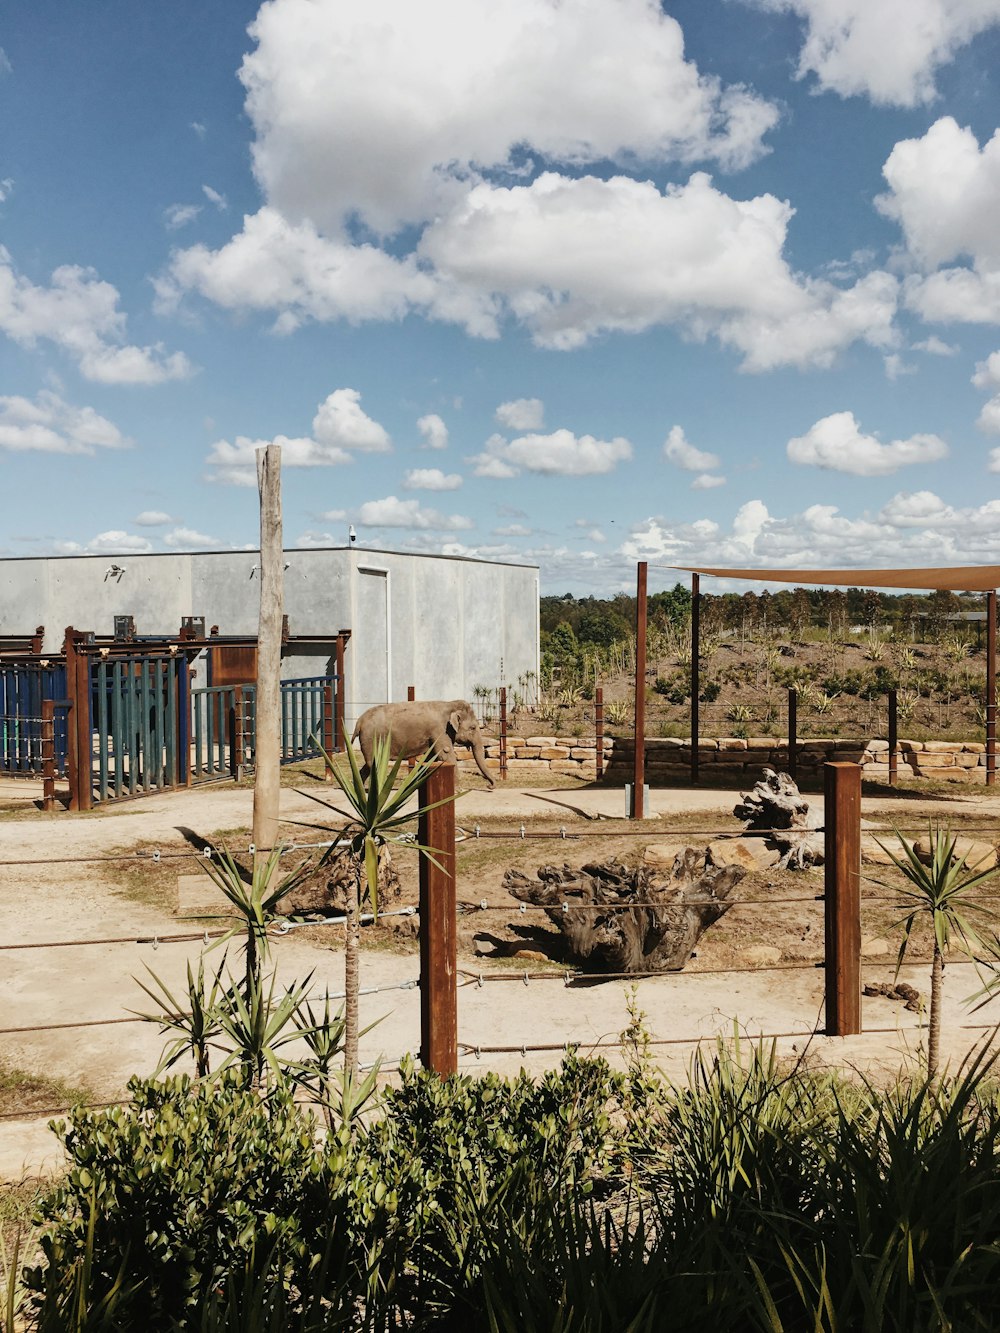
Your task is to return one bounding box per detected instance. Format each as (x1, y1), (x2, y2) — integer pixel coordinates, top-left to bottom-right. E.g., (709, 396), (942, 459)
(3, 769), (1000, 1181)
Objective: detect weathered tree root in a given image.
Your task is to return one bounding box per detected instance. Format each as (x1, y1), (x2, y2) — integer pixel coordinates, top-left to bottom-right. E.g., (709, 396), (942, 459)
(504, 850), (746, 973)
(734, 768), (824, 870)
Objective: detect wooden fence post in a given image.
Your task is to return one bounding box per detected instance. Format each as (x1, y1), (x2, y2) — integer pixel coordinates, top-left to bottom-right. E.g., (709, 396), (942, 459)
(888, 688), (898, 786)
(41, 699), (55, 811)
(499, 686), (508, 782)
(632, 562), (647, 818)
(595, 686), (604, 781)
(253, 443), (283, 865)
(787, 687), (797, 784)
(824, 761), (862, 1036)
(419, 763), (457, 1076)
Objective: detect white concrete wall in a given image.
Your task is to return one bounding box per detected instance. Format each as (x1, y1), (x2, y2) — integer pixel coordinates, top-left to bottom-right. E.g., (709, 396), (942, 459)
(0, 547), (539, 729)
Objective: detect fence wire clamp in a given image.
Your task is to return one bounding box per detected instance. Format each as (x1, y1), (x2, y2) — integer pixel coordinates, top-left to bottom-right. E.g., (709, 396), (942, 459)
(563, 972), (572, 986)
(560, 827), (566, 839)
(519, 903), (526, 914)
(475, 1046), (481, 1060)
(474, 824), (480, 839)
(203, 931), (210, 946)
(478, 973), (484, 988)
(152, 849), (160, 864)
(523, 972), (529, 986)
(519, 824), (526, 839)
(202, 846), (213, 859)
(561, 901), (569, 913)
(400, 978), (419, 991)
(248, 843), (255, 856)
(151, 936), (159, 951)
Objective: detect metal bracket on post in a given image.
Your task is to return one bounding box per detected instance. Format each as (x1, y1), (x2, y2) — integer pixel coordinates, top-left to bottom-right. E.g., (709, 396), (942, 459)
(824, 761), (862, 1036)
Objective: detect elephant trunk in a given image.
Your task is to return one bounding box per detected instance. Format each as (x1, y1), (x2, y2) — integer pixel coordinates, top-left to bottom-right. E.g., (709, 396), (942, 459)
(471, 734), (494, 788)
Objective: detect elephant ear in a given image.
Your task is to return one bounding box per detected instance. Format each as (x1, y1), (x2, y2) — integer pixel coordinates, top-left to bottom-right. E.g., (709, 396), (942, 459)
(448, 709), (463, 734)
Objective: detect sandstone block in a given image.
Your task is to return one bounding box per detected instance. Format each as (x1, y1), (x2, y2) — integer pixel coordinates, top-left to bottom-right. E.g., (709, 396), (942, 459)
(747, 738), (774, 750)
(912, 752), (960, 767)
(526, 736), (557, 747)
(505, 757), (547, 770)
(539, 746), (571, 759)
(866, 740), (890, 753)
(717, 737), (749, 751)
(964, 742), (986, 753)
(743, 945), (782, 966)
(642, 842), (696, 868)
(571, 747), (597, 760)
(922, 740), (963, 752)
(956, 752), (982, 767)
(708, 838), (780, 871)
(915, 767), (970, 781)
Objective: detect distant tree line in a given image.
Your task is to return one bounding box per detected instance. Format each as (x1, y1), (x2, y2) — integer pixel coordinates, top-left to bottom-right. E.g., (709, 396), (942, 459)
(540, 586), (987, 686)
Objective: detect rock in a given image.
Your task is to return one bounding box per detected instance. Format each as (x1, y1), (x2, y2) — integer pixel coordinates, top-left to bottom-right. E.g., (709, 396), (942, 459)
(860, 935), (890, 957)
(707, 838), (780, 871)
(743, 945), (781, 966)
(642, 842), (701, 869)
(913, 835), (997, 871)
(512, 949), (549, 963)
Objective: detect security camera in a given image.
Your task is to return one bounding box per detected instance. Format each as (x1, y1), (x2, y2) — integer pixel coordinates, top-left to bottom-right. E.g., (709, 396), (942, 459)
(104, 564), (127, 581)
(349, 525), (357, 544)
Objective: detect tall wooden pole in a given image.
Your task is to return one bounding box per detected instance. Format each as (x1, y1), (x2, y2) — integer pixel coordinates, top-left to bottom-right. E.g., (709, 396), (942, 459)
(888, 688), (898, 786)
(824, 762), (862, 1036)
(691, 573), (700, 786)
(253, 445), (283, 864)
(988, 590), (996, 786)
(787, 687), (797, 784)
(419, 764), (457, 1075)
(631, 562), (647, 819)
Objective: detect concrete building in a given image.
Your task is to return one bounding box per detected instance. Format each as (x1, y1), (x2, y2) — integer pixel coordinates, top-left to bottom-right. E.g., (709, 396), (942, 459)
(0, 546), (540, 727)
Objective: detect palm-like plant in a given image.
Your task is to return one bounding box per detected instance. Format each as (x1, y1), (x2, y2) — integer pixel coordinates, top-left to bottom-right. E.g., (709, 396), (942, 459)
(876, 824), (999, 1079)
(301, 735), (455, 1073)
(132, 956), (227, 1077)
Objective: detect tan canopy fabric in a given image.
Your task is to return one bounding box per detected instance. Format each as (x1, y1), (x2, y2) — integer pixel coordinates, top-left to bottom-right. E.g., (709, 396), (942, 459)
(669, 565), (1000, 592)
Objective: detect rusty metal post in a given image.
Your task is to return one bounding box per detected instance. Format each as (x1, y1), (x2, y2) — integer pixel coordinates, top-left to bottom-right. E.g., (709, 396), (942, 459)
(419, 763), (457, 1075)
(407, 685), (416, 770)
(988, 590), (996, 786)
(787, 687), (797, 784)
(41, 699), (55, 811)
(322, 679), (335, 781)
(631, 562), (647, 819)
(824, 762), (862, 1036)
(691, 572), (700, 786)
(499, 686), (508, 782)
(63, 629), (80, 811)
(335, 633), (346, 752)
(231, 686), (244, 781)
(64, 628), (92, 812)
(595, 686), (604, 781)
(888, 688), (898, 786)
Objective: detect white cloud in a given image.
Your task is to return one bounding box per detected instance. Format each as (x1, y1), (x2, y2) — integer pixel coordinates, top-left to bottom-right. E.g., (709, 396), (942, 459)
(973, 350), (1000, 434)
(417, 412), (449, 450)
(787, 411), (948, 476)
(164, 527), (220, 548)
(239, 0), (777, 237)
(913, 335), (958, 355)
(622, 490), (1000, 574)
(329, 496), (474, 530)
(692, 472), (727, 490)
(87, 530), (153, 554)
(496, 397), (544, 431)
(0, 390), (128, 455)
(202, 184), (228, 211)
(134, 510), (173, 526)
(206, 389), (390, 485)
(494, 522), (532, 537)
(884, 353), (916, 380)
(165, 203), (202, 230)
(0, 177), (14, 204)
(0, 247), (193, 384)
(743, 0), (1000, 106)
(312, 388), (391, 452)
(191, 121), (207, 138)
(403, 467), (462, 491)
(470, 428), (632, 477)
(877, 118), (1000, 326)
(663, 424), (721, 472)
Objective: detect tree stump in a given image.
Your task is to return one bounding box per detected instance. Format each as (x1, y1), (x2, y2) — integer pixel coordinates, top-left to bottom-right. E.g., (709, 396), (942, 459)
(503, 851), (746, 973)
(733, 768), (823, 870)
(278, 843), (401, 915)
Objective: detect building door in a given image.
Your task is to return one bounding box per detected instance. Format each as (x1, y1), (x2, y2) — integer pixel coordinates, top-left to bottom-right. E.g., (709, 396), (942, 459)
(355, 567), (390, 715)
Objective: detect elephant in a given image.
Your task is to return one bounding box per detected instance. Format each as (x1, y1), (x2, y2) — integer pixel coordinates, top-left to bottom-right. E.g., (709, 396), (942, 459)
(351, 700), (495, 788)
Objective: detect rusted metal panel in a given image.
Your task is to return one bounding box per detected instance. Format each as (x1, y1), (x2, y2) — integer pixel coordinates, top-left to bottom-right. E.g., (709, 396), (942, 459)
(632, 562), (647, 819)
(595, 686), (604, 780)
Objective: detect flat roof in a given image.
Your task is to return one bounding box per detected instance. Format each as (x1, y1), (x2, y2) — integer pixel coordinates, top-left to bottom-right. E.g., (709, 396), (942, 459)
(0, 545), (538, 572)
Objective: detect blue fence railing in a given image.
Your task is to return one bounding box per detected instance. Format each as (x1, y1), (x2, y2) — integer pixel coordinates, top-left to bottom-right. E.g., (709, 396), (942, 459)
(0, 662), (69, 777)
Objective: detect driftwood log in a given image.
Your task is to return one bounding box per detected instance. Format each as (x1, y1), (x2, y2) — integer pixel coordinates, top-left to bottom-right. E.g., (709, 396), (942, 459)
(503, 851), (746, 973)
(733, 768), (824, 870)
(277, 844), (401, 915)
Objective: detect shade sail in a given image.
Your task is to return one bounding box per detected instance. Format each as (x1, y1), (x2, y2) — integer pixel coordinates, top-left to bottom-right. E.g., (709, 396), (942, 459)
(669, 565), (1000, 592)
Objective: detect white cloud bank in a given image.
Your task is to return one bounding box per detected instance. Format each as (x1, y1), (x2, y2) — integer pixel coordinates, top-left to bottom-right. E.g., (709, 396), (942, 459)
(786, 411), (949, 475)
(320, 496), (473, 530)
(0, 248), (192, 384)
(417, 413), (449, 450)
(743, 0), (1000, 107)
(470, 428), (632, 478)
(403, 468), (462, 491)
(157, 0), (900, 371)
(0, 391), (128, 455)
(496, 398), (545, 431)
(206, 387), (390, 485)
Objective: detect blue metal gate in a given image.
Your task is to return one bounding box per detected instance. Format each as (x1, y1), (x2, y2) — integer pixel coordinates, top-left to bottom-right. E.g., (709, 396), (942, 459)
(88, 653), (187, 801)
(0, 661), (69, 777)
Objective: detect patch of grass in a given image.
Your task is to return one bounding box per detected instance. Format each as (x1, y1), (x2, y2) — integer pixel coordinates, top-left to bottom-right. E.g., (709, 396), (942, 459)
(0, 1060), (90, 1118)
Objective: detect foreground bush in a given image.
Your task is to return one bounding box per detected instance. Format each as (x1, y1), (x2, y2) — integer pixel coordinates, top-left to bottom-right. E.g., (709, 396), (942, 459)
(20, 1046), (1000, 1331)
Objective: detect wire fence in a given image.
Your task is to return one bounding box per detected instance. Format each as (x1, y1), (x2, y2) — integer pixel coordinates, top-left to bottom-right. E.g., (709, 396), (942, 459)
(5, 775), (1000, 1121)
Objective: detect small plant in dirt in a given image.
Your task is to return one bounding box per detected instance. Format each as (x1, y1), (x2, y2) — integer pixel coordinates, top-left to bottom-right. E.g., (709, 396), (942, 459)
(876, 824), (1000, 1079)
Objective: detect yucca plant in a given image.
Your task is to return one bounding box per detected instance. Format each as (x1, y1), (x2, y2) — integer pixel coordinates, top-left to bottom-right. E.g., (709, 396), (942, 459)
(876, 824), (1000, 1078)
(301, 734), (455, 1073)
(132, 955), (227, 1077)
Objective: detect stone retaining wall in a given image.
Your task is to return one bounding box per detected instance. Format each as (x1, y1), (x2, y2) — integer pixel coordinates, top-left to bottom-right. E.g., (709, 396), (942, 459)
(457, 734), (989, 783)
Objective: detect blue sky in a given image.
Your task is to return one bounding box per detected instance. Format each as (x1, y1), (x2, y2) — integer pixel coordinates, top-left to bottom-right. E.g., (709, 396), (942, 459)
(4, 0), (1000, 594)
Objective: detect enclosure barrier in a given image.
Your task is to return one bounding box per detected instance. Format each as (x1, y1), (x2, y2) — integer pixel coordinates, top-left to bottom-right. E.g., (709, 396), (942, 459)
(6, 759), (1000, 1118)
